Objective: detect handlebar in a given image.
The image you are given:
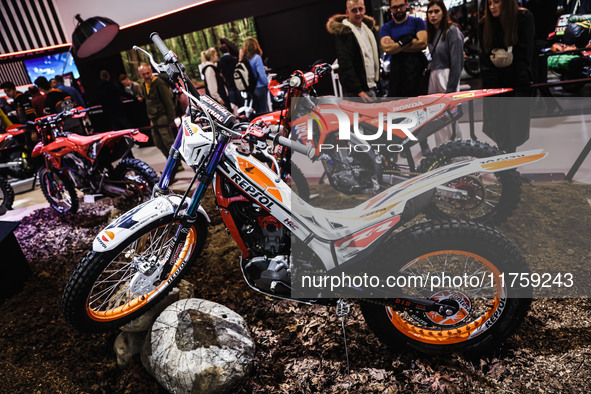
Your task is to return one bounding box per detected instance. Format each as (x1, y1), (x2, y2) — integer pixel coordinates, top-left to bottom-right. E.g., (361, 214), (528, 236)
(150, 32), (171, 59)
(275, 135), (315, 159)
(289, 62), (338, 89)
(32, 107), (88, 125)
(242, 121), (315, 158)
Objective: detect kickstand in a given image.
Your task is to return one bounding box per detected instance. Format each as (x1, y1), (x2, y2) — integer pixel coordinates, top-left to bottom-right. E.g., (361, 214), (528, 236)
(336, 298), (352, 390)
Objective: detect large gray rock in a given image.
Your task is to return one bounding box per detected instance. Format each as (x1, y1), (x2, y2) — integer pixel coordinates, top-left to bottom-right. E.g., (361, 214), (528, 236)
(141, 298), (255, 394)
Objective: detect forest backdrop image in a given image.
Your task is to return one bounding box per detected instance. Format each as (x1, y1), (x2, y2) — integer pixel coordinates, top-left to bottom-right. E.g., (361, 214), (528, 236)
(121, 17), (257, 86)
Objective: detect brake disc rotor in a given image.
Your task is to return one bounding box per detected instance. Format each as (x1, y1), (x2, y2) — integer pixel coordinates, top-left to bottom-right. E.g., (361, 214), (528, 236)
(415, 289), (472, 326)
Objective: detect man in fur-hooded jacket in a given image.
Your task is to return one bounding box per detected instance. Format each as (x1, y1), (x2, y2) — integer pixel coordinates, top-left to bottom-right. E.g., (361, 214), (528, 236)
(327, 0), (380, 101)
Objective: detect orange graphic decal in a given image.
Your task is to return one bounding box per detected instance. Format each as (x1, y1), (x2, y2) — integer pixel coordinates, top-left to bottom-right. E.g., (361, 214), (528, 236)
(481, 153), (546, 171)
(236, 157), (283, 202)
(101, 230), (115, 242)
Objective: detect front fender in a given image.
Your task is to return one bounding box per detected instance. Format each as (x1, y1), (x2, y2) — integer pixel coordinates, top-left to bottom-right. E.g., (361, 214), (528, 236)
(93, 195), (210, 252)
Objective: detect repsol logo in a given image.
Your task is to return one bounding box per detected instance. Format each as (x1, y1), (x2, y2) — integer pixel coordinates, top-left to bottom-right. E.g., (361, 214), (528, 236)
(96, 237), (107, 249)
(485, 298), (506, 328)
(230, 173), (275, 208)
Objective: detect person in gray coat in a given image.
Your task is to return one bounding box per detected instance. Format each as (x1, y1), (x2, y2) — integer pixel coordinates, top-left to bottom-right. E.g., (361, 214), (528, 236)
(426, 0), (464, 145)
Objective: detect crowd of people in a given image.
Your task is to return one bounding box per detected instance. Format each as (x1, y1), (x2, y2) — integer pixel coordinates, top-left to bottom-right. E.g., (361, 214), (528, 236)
(329, 0), (536, 153)
(0, 0), (568, 156)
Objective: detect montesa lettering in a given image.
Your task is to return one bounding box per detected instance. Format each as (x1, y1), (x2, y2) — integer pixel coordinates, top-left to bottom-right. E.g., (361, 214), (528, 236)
(482, 154), (525, 164)
(230, 173), (275, 208)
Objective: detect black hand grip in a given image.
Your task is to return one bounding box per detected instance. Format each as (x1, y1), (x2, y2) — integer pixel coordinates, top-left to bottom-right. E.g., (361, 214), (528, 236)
(150, 32), (169, 57)
(276, 135), (315, 159)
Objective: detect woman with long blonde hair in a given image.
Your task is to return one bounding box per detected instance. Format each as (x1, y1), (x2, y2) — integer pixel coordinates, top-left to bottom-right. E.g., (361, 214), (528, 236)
(201, 47), (230, 110)
(240, 37), (269, 114)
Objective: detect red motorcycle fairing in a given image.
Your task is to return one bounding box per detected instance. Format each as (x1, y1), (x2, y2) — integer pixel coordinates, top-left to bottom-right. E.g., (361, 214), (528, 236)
(31, 141), (44, 157)
(31, 137), (80, 169)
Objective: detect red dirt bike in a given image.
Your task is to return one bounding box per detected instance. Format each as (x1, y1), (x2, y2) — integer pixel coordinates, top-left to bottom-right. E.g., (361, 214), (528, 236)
(253, 63), (522, 224)
(0, 122), (41, 179)
(29, 107), (159, 214)
(0, 121), (45, 214)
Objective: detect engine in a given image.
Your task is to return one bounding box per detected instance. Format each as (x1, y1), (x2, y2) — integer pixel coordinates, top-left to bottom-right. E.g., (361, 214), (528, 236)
(220, 170), (292, 294)
(61, 152), (99, 192)
(236, 208), (291, 296)
(243, 255), (291, 296)
(321, 148), (379, 194)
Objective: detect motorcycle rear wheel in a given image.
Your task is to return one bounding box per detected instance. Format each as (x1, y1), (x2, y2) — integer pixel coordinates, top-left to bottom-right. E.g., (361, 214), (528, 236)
(0, 175), (15, 214)
(360, 220), (531, 355)
(110, 158), (159, 204)
(62, 214), (208, 333)
(418, 140), (522, 225)
(38, 167), (79, 214)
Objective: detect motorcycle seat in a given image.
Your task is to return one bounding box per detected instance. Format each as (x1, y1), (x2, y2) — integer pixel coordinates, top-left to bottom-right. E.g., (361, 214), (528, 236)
(338, 95), (444, 117)
(66, 133), (103, 146)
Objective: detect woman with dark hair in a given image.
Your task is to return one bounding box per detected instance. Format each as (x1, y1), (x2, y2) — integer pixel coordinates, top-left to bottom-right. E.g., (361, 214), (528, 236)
(478, 0), (535, 152)
(426, 0), (464, 145)
(240, 37), (269, 114)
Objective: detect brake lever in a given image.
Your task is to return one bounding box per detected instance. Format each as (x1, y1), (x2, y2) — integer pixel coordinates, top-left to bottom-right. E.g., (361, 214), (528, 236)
(132, 45), (165, 74)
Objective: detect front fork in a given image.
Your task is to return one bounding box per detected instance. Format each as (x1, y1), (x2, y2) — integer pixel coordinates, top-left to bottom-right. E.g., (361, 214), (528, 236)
(156, 128), (231, 281)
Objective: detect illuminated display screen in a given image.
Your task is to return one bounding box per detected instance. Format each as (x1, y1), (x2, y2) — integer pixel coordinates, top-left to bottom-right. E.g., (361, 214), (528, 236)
(23, 52), (80, 82)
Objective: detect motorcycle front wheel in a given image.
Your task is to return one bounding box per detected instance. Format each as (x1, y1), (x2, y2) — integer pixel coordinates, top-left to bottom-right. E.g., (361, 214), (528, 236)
(62, 214), (208, 333)
(418, 140), (522, 225)
(360, 220), (531, 355)
(38, 167), (79, 214)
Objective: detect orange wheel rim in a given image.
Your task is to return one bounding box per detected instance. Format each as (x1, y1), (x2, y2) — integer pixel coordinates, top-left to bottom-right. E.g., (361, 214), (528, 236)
(86, 226), (197, 321)
(386, 250), (504, 345)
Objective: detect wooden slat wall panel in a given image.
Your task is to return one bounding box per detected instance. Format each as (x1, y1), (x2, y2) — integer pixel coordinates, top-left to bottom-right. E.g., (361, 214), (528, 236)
(0, 61), (31, 86)
(0, 0), (68, 55)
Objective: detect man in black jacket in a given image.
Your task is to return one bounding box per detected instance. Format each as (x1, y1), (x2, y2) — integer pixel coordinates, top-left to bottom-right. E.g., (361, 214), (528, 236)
(327, 0), (380, 101)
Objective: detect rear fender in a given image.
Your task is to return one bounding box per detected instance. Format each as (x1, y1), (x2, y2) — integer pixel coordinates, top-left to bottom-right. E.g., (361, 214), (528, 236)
(368, 150), (547, 212)
(92, 195), (210, 252)
(128, 129), (149, 143)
